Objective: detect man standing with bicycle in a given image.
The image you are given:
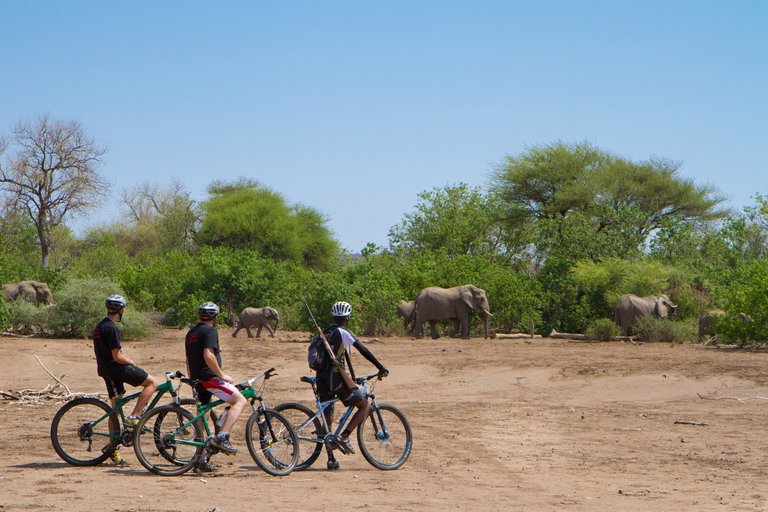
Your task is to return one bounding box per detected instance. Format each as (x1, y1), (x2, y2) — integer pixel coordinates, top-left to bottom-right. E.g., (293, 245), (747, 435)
(185, 301), (247, 473)
(93, 294), (158, 465)
(317, 301), (389, 470)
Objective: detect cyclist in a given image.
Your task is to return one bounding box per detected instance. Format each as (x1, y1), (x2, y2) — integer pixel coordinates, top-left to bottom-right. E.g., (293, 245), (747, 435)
(92, 294), (158, 465)
(317, 301), (389, 470)
(184, 301), (247, 473)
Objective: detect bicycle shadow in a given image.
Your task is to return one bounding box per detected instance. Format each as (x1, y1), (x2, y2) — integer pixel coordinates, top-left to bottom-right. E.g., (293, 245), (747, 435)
(12, 461), (71, 469)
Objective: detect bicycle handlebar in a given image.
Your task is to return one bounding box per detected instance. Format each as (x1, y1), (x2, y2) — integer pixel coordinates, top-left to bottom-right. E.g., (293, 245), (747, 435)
(164, 370), (185, 380)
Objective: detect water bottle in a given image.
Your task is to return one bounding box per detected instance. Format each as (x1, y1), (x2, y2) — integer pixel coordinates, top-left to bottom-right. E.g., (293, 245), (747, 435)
(216, 406), (230, 429)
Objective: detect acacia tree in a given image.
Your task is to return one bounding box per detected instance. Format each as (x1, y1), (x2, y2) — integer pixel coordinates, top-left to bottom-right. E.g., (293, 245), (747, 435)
(0, 115), (106, 267)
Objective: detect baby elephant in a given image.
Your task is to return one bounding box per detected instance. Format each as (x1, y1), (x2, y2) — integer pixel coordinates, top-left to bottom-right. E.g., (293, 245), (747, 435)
(232, 307), (279, 338)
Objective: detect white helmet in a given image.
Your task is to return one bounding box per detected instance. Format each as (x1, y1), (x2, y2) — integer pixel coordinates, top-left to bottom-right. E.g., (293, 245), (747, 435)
(105, 294), (127, 311)
(331, 301), (352, 317)
(198, 301), (220, 320)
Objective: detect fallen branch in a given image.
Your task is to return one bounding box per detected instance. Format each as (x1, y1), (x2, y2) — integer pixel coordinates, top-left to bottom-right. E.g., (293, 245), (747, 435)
(495, 333), (543, 339)
(674, 420), (708, 426)
(34, 355), (71, 395)
(697, 392), (768, 402)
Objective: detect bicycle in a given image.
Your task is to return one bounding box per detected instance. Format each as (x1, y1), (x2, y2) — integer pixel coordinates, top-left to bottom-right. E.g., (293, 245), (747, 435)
(275, 372), (412, 470)
(50, 370), (193, 466)
(132, 367), (299, 477)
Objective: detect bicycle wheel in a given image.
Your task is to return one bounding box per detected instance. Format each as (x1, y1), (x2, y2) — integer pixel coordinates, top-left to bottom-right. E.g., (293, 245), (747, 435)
(51, 397), (120, 466)
(245, 409), (300, 476)
(152, 399), (198, 466)
(357, 402), (412, 470)
(134, 404), (203, 476)
(273, 402), (323, 470)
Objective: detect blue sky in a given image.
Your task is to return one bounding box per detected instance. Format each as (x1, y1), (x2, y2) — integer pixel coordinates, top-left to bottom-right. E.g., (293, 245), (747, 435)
(1, 1), (765, 252)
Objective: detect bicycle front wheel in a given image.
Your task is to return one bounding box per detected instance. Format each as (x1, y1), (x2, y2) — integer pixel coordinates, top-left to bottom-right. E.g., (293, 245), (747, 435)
(134, 404), (203, 476)
(273, 402), (324, 470)
(245, 409), (299, 476)
(357, 402), (412, 470)
(51, 397), (120, 466)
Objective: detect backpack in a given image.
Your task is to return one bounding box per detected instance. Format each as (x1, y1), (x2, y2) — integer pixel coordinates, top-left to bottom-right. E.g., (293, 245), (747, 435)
(308, 327), (338, 371)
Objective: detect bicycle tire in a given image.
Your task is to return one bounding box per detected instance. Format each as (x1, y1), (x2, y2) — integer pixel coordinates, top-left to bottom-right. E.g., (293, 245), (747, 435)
(134, 404), (203, 476)
(152, 399), (198, 466)
(245, 409), (300, 476)
(357, 402), (412, 470)
(273, 402), (324, 470)
(50, 397), (120, 466)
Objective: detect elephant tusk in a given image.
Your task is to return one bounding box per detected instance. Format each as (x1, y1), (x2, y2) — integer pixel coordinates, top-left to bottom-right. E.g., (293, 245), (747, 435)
(483, 309), (493, 317)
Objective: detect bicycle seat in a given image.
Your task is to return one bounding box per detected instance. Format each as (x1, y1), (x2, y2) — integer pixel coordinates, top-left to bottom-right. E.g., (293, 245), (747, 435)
(300, 376), (316, 384)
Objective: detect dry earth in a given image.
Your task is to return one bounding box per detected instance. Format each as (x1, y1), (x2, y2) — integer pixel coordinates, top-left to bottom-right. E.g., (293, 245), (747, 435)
(2, 329), (768, 511)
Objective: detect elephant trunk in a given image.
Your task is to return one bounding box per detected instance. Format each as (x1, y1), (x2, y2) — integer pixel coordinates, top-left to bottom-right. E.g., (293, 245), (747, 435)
(482, 309), (490, 339)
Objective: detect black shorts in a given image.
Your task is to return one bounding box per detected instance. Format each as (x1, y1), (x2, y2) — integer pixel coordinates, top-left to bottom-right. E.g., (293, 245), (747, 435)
(100, 364), (149, 398)
(316, 371), (366, 408)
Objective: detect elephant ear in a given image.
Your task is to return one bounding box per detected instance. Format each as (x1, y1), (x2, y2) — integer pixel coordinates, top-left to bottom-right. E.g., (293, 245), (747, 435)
(460, 287), (475, 310)
(655, 297), (668, 318)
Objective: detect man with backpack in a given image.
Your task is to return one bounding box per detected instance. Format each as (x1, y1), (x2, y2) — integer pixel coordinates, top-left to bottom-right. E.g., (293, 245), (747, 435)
(314, 301), (388, 470)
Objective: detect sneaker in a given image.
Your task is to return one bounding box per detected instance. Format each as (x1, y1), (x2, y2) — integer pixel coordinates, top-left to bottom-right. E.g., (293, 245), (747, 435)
(335, 434), (355, 455)
(109, 449), (126, 466)
(124, 416), (140, 428)
(193, 461), (218, 473)
(327, 459), (340, 470)
(209, 434), (238, 455)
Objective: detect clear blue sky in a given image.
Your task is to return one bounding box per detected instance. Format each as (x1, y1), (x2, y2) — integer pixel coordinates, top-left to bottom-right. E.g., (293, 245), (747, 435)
(1, 1), (765, 252)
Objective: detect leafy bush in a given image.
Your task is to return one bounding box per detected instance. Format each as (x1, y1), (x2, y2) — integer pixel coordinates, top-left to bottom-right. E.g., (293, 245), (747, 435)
(585, 318), (620, 341)
(716, 259), (768, 345)
(46, 277), (150, 339)
(633, 316), (697, 343)
(5, 299), (47, 334)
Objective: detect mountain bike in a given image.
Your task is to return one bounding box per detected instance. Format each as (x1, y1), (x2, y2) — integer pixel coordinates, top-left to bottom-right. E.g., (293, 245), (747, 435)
(50, 370), (193, 466)
(274, 372), (412, 470)
(132, 367), (299, 477)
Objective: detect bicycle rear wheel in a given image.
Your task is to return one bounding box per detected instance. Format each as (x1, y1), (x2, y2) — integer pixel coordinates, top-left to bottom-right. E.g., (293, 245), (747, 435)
(357, 402), (412, 470)
(273, 402), (323, 470)
(134, 404), (203, 476)
(51, 397), (120, 466)
(245, 409), (299, 476)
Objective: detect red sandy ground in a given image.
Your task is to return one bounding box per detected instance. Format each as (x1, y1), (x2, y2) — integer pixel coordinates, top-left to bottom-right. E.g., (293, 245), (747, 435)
(2, 329), (768, 511)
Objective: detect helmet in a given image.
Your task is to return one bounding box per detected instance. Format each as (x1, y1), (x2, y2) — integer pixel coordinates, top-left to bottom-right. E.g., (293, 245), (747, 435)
(331, 301), (352, 317)
(105, 294), (127, 311)
(198, 301), (220, 320)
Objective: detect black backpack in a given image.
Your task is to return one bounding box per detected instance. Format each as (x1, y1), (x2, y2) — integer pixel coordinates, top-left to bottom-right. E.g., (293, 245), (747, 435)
(308, 327), (339, 371)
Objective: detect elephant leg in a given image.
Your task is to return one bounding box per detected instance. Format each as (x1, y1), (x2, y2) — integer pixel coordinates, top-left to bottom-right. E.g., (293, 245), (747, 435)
(429, 321), (439, 339)
(266, 323), (275, 337)
(451, 318), (460, 337)
(232, 326), (240, 338)
(459, 312), (470, 339)
(246, 326), (254, 338)
(255, 326), (263, 338)
(414, 320), (423, 339)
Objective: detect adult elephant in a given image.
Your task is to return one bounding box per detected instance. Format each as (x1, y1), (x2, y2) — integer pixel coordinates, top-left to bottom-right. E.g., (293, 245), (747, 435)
(231, 307), (280, 338)
(413, 285), (491, 340)
(2, 280), (54, 305)
(614, 294), (677, 336)
(698, 309), (725, 340)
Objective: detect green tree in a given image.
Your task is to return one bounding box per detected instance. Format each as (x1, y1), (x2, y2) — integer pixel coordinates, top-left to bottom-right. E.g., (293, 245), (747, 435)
(491, 142), (726, 261)
(197, 179), (339, 270)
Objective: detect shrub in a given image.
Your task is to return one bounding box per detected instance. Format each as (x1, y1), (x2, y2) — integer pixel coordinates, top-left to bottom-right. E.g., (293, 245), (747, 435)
(46, 277), (150, 339)
(633, 316), (697, 343)
(0, 296), (10, 332)
(585, 318), (620, 341)
(5, 299), (47, 334)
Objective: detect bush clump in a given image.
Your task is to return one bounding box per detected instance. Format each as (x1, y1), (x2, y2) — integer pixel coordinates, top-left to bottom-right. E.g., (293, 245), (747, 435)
(633, 316), (697, 343)
(585, 318), (620, 341)
(46, 277), (151, 339)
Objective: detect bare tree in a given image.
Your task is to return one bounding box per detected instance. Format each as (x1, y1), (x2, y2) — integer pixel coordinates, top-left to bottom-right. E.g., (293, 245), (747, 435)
(0, 115), (107, 267)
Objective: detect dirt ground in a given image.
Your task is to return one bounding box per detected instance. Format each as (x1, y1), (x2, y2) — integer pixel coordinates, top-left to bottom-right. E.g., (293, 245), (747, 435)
(2, 328), (768, 512)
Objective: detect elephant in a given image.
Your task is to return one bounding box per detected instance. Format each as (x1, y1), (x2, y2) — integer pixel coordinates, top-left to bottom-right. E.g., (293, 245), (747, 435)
(413, 285), (491, 340)
(698, 309), (725, 340)
(2, 280), (54, 305)
(396, 301), (416, 333)
(614, 294), (677, 336)
(231, 307), (279, 338)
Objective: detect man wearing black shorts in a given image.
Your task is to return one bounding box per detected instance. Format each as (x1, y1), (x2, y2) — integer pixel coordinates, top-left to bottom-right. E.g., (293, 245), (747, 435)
(317, 301), (388, 470)
(93, 294), (157, 465)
